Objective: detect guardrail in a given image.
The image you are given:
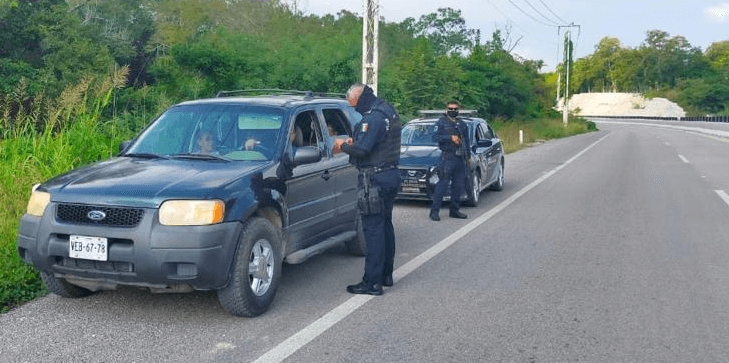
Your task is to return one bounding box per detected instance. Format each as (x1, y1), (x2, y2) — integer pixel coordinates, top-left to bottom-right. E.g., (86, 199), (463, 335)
(581, 115), (729, 123)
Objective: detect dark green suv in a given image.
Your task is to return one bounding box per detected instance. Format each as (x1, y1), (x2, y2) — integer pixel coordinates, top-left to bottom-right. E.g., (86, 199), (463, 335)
(17, 90), (366, 316)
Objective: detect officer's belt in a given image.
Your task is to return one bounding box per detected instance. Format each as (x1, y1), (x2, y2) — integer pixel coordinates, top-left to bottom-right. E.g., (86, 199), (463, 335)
(360, 164), (398, 174)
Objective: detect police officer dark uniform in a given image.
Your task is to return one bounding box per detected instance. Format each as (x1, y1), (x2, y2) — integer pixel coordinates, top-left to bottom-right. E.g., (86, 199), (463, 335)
(333, 82), (401, 296)
(429, 101), (472, 221)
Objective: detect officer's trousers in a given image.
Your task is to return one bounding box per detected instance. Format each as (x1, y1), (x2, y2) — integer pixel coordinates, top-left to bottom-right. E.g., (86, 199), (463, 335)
(431, 155), (467, 213)
(361, 168), (400, 286)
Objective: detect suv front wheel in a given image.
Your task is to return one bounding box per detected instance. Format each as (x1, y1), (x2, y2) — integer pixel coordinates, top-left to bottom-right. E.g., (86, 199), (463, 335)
(217, 217), (282, 317)
(41, 272), (96, 298)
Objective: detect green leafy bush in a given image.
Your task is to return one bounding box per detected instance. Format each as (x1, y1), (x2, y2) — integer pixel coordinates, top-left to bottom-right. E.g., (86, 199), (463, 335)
(0, 68), (134, 313)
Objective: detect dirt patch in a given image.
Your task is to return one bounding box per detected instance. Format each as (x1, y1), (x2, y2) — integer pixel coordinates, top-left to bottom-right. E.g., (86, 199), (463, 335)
(559, 93), (685, 117)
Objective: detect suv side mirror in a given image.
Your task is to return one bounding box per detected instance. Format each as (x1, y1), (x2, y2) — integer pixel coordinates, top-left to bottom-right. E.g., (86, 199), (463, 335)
(293, 146), (322, 165)
(476, 139), (492, 148)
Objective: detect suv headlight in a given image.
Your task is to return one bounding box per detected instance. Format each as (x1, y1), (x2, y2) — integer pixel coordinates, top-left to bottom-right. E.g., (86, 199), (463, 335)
(159, 200), (225, 226)
(27, 186), (51, 217)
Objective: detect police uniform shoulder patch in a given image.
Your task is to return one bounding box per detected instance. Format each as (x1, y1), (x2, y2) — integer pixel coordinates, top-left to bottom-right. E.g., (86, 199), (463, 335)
(361, 123), (368, 132)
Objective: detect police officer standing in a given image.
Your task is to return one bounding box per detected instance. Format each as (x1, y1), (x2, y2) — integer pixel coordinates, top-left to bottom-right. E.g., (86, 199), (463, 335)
(333, 82), (401, 296)
(430, 101), (471, 221)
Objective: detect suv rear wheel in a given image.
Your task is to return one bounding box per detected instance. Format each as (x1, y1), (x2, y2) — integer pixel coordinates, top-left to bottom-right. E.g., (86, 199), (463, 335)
(217, 217), (282, 317)
(344, 212), (367, 256)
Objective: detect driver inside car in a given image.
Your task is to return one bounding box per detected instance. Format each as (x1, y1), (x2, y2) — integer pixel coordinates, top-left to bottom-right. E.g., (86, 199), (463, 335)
(195, 131), (216, 153)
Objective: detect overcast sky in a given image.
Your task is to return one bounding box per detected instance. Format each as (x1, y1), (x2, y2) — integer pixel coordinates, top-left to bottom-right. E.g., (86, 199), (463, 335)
(298, 0), (729, 72)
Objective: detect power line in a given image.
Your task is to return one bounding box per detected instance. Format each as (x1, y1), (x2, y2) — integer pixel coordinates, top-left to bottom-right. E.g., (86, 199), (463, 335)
(484, 0), (533, 34)
(520, 0), (561, 26)
(536, 0), (569, 25)
(503, 0), (559, 28)
(485, 0), (560, 47)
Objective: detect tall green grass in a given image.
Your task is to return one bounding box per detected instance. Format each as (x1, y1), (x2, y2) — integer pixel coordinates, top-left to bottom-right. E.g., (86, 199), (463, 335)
(491, 116), (598, 154)
(1, 68), (135, 312)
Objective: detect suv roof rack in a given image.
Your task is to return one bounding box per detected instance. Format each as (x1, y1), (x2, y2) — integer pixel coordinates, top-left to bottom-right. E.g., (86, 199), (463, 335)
(216, 89), (345, 99)
(418, 109), (477, 117)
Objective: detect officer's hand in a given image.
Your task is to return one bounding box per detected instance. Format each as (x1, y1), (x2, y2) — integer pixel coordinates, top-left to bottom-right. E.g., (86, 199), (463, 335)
(451, 135), (460, 145)
(333, 138), (345, 153)
(346, 138), (353, 145)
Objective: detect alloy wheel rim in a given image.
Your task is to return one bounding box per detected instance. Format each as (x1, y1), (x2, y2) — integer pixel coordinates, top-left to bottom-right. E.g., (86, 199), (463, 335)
(473, 174), (479, 202)
(499, 164), (504, 186)
(248, 238), (274, 296)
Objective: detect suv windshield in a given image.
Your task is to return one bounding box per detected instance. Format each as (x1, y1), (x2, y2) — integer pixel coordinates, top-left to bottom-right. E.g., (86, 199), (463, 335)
(401, 122), (437, 146)
(126, 104), (284, 161)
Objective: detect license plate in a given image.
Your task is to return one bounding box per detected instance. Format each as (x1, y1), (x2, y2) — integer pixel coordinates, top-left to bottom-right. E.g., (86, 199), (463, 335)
(401, 186), (420, 193)
(402, 179), (420, 187)
(69, 235), (108, 261)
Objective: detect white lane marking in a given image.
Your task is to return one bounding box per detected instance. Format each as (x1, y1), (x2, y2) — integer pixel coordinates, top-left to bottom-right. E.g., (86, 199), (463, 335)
(252, 133), (611, 363)
(592, 119), (729, 139)
(685, 130), (729, 144)
(678, 154), (689, 163)
(716, 190), (729, 208)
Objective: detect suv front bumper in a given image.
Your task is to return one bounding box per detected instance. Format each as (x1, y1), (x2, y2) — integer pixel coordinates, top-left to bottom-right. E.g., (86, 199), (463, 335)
(17, 203), (242, 291)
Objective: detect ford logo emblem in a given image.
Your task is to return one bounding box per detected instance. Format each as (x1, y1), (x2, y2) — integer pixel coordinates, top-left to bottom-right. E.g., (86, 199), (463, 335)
(87, 210), (106, 221)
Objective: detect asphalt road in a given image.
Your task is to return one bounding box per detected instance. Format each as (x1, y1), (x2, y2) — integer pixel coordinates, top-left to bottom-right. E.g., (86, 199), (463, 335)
(2, 119), (729, 362)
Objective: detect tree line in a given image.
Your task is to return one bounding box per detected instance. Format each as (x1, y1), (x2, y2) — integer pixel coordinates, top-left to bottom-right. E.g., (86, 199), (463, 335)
(568, 31), (729, 115)
(1, 0), (727, 132)
(0, 0), (554, 129)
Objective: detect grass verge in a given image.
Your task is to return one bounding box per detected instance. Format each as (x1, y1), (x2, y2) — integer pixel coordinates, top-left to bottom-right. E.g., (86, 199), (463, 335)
(491, 116), (598, 154)
(1, 69), (134, 313)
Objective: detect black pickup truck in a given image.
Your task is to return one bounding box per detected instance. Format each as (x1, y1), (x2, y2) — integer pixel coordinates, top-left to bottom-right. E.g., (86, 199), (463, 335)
(17, 90), (366, 316)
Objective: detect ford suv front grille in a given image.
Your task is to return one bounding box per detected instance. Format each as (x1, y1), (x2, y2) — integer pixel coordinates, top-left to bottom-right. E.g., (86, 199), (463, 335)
(56, 203), (144, 227)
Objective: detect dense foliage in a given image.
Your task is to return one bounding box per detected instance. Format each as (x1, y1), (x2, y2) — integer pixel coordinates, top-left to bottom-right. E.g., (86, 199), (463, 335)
(1, 0), (558, 124)
(568, 31), (729, 115)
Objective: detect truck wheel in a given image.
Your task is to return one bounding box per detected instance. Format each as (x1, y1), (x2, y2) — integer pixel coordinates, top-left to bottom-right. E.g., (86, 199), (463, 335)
(41, 272), (95, 298)
(217, 217), (282, 317)
(345, 212), (367, 256)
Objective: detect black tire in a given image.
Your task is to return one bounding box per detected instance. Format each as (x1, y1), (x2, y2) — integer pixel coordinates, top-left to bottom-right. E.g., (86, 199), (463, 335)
(464, 172), (480, 207)
(345, 212), (367, 256)
(217, 217), (282, 317)
(489, 159), (505, 191)
(41, 272), (95, 298)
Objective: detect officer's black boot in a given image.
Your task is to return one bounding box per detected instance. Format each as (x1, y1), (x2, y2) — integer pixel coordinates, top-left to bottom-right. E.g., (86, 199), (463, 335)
(429, 209), (440, 221)
(346, 281), (383, 295)
(449, 210), (467, 219)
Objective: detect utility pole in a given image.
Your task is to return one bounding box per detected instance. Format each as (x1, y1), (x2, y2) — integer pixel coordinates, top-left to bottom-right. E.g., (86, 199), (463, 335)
(558, 23), (579, 125)
(362, 0), (379, 94)
(563, 30), (571, 125)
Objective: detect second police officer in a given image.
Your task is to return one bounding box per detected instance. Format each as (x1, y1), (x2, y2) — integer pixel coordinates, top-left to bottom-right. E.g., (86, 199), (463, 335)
(333, 82), (401, 296)
(429, 101), (472, 221)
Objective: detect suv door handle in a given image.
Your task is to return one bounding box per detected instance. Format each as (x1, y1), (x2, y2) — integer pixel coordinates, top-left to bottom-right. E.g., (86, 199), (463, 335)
(321, 170), (332, 180)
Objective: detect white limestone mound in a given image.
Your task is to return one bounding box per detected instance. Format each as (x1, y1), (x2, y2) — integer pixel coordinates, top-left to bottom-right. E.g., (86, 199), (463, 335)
(558, 92), (685, 118)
